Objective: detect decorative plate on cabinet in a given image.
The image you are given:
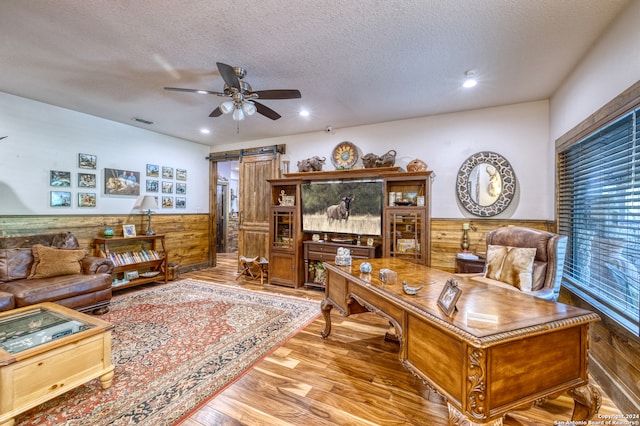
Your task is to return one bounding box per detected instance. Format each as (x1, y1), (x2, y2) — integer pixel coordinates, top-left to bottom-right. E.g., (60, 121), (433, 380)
(331, 141), (359, 169)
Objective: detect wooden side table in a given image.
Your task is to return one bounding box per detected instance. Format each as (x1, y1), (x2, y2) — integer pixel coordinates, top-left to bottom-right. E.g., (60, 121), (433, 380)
(455, 256), (486, 273)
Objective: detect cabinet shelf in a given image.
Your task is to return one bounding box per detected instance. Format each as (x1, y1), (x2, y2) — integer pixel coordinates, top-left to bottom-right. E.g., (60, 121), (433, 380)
(94, 235), (168, 290)
(303, 241), (380, 289)
(384, 172), (432, 265)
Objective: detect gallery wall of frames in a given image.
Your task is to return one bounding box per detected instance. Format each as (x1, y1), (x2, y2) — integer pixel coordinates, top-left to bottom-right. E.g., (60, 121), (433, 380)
(49, 153), (188, 210)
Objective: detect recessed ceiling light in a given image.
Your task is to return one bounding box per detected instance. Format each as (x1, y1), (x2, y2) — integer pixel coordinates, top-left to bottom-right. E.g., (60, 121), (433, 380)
(299, 110), (309, 117)
(463, 70), (477, 88)
(200, 128), (210, 134)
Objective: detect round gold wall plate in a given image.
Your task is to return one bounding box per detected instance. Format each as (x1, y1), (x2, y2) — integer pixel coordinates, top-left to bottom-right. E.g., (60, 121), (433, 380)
(331, 141), (358, 169)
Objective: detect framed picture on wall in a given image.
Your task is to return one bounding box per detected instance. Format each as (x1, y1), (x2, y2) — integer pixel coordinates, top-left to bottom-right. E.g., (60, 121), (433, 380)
(50, 191), (71, 207)
(50, 170), (71, 187)
(78, 192), (96, 207)
(162, 196), (174, 208)
(146, 164), (159, 177)
(162, 166), (174, 179)
(176, 169), (187, 180)
(176, 183), (186, 194)
(162, 181), (173, 193)
(78, 153), (97, 169)
(176, 197), (186, 208)
(146, 180), (158, 192)
(104, 168), (140, 196)
(78, 173), (96, 188)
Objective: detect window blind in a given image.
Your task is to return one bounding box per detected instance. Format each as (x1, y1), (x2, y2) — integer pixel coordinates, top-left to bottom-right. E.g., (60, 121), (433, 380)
(557, 108), (640, 336)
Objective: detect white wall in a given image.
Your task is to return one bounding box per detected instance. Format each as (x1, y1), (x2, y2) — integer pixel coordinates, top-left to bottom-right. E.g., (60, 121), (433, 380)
(550, 0), (640, 141)
(2, 2), (635, 221)
(214, 100), (552, 219)
(0, 92), (210, 215)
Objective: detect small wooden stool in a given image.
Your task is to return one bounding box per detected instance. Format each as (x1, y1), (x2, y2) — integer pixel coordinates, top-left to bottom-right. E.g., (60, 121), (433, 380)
(253, 257), (269, 284)
(236, 256), (258, 280)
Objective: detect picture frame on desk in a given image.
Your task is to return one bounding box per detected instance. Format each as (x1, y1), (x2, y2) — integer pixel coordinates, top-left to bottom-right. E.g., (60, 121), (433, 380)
(437, 278), (462, 317)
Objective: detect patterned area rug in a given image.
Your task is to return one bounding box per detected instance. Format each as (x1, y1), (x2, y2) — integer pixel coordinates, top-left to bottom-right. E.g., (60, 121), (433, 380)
(15, 279), (320, 426)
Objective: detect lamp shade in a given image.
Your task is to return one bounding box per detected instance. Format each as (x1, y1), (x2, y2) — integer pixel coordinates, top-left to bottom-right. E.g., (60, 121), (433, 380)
(140, 195), (158, 210)
(241, 101), (256, 116)
(219, 100), (234, 114)
(232, 107), (245, 121)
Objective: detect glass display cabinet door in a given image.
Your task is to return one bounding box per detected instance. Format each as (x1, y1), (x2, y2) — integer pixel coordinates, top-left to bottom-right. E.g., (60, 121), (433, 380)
(387, 211), (424, 263)
(272, 209), (294, 250)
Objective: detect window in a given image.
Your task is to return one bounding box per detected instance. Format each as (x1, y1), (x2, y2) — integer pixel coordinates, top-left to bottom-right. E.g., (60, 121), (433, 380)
(557, 94), (640, 336)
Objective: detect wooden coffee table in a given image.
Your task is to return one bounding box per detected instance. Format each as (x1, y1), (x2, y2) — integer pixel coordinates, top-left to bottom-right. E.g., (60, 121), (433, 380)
(0, 302), (114, 426)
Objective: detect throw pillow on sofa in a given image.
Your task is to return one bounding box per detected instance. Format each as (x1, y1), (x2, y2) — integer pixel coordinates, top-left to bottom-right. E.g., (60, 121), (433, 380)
(484, 244), (537, 291)
(29, 244), (86, 279)
(0, 248), (34, 281)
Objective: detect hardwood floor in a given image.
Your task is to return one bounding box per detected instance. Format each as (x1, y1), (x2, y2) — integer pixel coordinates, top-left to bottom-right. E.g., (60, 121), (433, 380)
(176, 253), (622, 426)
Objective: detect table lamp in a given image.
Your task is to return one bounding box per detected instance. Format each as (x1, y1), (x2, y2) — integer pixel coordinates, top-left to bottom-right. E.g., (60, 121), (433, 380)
(139, 196), (159, 235)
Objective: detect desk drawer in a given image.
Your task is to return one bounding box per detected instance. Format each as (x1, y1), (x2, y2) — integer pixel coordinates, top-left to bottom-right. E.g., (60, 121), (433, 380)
(307, 246), (373, 260)
(307, 251), (336, 261)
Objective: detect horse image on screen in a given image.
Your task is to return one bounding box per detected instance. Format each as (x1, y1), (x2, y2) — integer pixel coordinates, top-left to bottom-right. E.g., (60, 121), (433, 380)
(301, 180), (383, 236)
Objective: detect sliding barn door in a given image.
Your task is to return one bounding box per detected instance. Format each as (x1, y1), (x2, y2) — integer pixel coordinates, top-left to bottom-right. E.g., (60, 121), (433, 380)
(237, 153), (280, 265)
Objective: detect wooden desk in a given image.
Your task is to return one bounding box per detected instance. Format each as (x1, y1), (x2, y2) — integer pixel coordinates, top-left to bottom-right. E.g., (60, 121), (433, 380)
(321, 258), (601, 426)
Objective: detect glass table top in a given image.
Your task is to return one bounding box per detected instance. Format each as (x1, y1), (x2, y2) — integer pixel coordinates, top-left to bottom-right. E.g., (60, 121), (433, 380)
(0, 307), (94, 354)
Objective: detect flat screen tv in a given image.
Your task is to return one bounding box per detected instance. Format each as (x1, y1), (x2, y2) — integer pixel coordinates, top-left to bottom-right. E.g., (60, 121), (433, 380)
(301, 179), (383, 236)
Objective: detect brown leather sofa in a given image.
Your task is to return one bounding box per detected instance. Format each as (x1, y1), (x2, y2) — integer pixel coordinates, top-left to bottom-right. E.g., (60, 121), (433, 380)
(0, 232), (113, 314)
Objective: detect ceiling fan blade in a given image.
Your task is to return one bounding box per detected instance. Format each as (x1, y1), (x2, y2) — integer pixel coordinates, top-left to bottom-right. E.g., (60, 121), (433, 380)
(164, 87), (224, 96)
(254, 101), (281, 120)
(252, 89), (301, 100)
(209, 107), (223, 117)
(216, 62), (240, 90)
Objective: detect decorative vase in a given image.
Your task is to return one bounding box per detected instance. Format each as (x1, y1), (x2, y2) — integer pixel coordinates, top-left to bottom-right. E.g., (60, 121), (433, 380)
(360, 262), (372, 274)
(103, 227), (114, 238)
(407, 158), (428, 172)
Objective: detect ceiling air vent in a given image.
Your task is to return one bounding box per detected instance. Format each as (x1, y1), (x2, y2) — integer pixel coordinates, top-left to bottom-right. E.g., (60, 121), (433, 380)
(132, 117), (154, 125)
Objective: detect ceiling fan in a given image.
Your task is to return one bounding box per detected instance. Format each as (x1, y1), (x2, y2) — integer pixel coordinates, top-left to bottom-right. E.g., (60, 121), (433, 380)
(164, 62), (301, 121)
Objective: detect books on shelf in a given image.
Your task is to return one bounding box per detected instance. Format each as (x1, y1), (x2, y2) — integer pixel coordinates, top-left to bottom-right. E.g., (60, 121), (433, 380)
(101, 249), (162, 267)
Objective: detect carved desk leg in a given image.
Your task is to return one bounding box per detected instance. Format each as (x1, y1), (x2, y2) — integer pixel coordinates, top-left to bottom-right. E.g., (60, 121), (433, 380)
(321, 299), (333, 338)
(448, 404), (504, 426)
(568, 384), (601, 421)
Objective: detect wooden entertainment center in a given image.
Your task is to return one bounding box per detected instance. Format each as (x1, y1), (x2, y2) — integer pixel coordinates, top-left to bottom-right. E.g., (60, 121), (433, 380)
(268, 168), (433, 288)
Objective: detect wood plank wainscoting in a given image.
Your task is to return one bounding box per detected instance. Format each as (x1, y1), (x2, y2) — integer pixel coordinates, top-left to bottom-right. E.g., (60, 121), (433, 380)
(0, 215), (552, 274)
(0, 214), (211, 272)
(430, 219), (554, 272)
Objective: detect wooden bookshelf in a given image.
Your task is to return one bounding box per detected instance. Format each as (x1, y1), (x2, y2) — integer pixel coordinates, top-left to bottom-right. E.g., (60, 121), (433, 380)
(94, 235), (167, 290)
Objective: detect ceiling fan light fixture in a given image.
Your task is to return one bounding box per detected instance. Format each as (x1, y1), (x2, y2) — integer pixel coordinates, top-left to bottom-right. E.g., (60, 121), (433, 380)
(219, 100), (234, 114)
(241, 101), (257, 116)
(232, 107), (245, 121)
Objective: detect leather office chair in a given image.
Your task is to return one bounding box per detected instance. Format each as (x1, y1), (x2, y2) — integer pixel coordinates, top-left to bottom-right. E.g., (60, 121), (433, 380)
(476, 226), (568, 301)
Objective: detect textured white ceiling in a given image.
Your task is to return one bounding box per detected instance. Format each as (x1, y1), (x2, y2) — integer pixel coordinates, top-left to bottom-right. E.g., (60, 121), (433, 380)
(0, 0), (629, 146)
